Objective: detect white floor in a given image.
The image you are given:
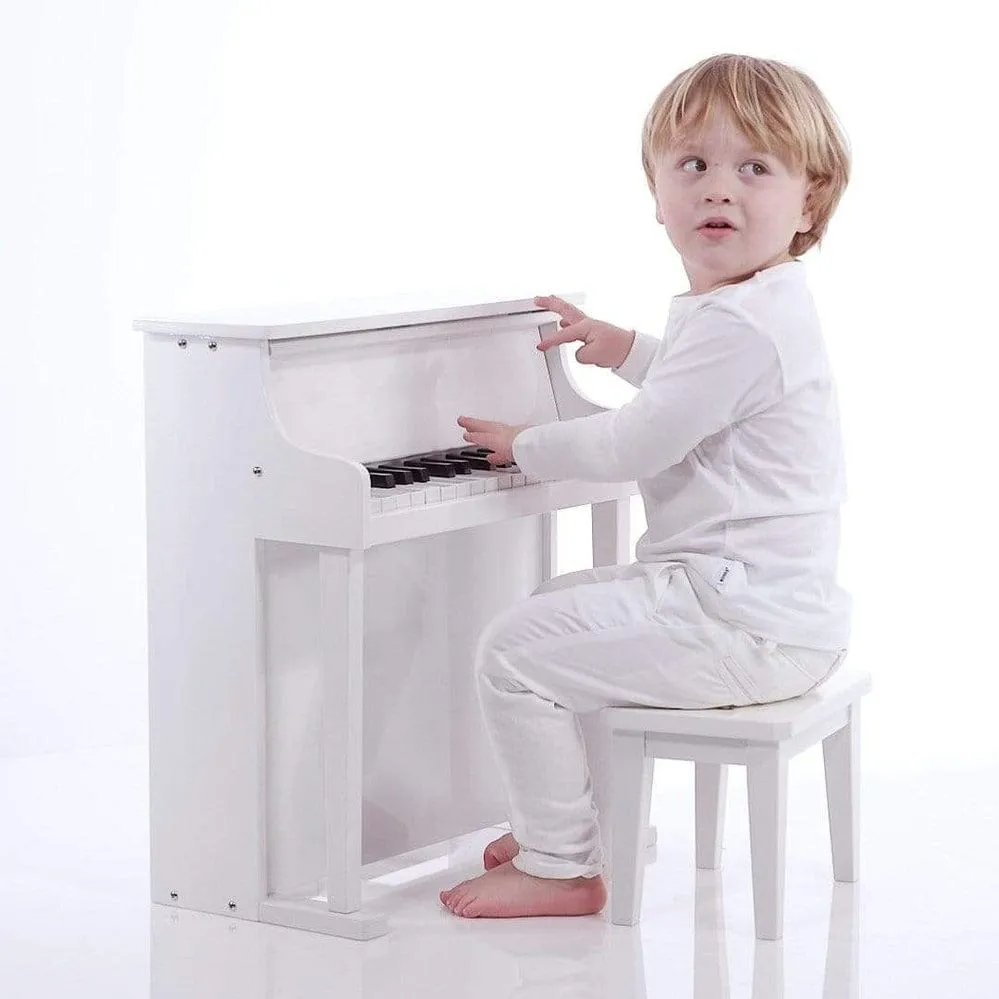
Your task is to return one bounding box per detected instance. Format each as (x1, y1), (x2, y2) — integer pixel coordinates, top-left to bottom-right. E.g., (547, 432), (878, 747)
(1, 746), (996, 998)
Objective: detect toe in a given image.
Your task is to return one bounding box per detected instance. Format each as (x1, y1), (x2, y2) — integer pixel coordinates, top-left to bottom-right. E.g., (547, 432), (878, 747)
(440, 879), (466, 904)
(443, 886), (468, 914)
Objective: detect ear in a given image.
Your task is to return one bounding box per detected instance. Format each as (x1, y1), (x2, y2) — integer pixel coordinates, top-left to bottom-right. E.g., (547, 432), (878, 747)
(655, 205), (663, 225)
(799, 181), (818, 233)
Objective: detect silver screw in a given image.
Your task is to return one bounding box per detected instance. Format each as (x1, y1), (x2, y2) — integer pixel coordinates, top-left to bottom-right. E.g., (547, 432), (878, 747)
(252, 467), (263, 477)
(177, 340), (188, 349)
(208, 341), (218, 351)
(170, 891), (178, 899)
(228, 900), (237, 910)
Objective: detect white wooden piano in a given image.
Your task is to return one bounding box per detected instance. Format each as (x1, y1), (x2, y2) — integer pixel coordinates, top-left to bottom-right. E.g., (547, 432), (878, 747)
(138, 292), (641, 939)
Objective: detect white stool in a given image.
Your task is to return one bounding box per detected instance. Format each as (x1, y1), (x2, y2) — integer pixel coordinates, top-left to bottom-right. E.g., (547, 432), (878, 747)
(603, 667), (872, 940)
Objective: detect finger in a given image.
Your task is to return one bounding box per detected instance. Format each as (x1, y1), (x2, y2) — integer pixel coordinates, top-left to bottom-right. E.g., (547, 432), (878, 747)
(536, 294), (586, 322)
(537, 319), (592, 351)
(462, 431), (492, 450)
(534, 294), (587, 324)
(457, 416), (494, 430)
(470, 441), (501, 465)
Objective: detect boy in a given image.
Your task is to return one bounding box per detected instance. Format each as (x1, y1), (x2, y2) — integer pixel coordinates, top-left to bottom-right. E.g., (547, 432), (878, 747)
(441, 52), (852, 919)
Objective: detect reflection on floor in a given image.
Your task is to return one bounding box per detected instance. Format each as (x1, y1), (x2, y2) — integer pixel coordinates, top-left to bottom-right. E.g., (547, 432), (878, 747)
(1, 746), (996, 998)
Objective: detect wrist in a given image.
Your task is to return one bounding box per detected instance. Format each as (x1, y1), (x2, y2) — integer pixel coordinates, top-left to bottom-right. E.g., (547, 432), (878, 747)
(615, 329), (636, 368)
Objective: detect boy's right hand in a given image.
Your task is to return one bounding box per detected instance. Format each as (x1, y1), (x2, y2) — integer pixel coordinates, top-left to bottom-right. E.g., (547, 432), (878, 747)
(533, 295), (636, 369)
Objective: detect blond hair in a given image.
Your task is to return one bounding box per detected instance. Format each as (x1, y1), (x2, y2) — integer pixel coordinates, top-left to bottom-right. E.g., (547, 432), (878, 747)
(641, 54), (851, 257)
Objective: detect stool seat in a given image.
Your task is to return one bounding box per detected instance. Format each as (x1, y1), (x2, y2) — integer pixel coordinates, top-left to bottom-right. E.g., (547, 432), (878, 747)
(602, 667), (872, 940)
(604, 667), (872, 742)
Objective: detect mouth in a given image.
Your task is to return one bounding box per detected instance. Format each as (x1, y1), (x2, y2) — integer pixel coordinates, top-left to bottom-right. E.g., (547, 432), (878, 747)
(698, 224), (736, 238)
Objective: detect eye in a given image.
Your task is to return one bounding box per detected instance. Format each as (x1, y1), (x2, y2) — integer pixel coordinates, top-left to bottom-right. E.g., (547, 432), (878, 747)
(680, 157), (768, 176)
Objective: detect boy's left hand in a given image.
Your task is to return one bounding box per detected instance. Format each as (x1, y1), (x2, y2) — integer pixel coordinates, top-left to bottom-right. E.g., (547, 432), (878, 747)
(456, 416), (532, 466)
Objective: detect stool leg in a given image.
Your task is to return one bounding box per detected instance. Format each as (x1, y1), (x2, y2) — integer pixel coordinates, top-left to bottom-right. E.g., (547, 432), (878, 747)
(580, 712), (658, 876)
(695, 764), (728, 869)
(609, 731), (654, 926)
(746, 747), (788, 941)
(578, 710), (614, 876)
(823, 702), (860, 882)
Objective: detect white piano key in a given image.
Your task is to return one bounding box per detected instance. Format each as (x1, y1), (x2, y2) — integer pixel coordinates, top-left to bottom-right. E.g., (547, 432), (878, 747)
(368, 459), (529, 515)
(477, 476), (499, 493)
(390, 483), (427, 507)
(370, 480), (436, 515)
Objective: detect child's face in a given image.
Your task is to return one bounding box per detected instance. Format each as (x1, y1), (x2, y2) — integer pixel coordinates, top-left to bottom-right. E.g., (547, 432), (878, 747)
(652, 106), (815, 294)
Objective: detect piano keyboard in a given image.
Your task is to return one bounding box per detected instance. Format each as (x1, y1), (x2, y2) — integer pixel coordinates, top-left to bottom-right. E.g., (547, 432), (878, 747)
(365, 448), (532, 514)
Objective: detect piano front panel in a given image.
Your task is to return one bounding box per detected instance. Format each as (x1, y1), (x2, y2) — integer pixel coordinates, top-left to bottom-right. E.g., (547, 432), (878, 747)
(264, 312), (560, 467)
(262, 517), (545, 893)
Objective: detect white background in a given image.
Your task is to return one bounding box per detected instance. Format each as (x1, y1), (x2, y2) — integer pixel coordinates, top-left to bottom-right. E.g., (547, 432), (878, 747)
(1, 0), (994, 771)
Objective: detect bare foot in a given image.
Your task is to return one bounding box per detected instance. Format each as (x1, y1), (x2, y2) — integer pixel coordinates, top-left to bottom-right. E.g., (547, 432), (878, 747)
(440, 860), (607, 918)
(483, 831), (519, 870)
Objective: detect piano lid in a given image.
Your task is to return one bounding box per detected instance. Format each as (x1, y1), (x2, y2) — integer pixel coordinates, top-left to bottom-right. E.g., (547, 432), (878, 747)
(133, 289), (586, 342)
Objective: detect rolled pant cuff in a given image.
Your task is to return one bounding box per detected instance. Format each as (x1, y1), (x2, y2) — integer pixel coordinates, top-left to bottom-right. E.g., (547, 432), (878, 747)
(511, 849), (603, 880)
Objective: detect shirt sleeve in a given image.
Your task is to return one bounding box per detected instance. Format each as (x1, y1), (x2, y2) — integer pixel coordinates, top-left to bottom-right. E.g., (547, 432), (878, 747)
(611, 330), (661, 387)
(512, 302), (783, 483)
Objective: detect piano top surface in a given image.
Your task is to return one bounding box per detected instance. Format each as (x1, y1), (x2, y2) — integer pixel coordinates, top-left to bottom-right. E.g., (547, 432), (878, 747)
(133, 289), (585, 341)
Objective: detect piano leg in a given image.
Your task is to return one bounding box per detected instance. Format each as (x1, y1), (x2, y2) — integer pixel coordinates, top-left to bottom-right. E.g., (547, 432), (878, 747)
(259, 546), (388, 941)
(540, 511), (557, 583)
(591, 497), (631, 567)
(583, 497), (658, 883)
(319, 548), (365, 914)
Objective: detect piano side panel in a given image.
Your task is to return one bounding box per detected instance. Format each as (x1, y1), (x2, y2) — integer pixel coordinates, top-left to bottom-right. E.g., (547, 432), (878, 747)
(262, 516), (544, 894)
(145, 331), (374, 920)
(145, 337), (272, 919)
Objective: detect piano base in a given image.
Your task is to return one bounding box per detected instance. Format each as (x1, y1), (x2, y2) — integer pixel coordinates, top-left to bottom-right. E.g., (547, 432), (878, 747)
(257, 821), (659, 940)
(259, 897), (389, 941)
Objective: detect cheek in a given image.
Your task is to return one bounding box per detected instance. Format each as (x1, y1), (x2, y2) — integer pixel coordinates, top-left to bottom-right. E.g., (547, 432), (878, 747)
(654, 186), (683, 218)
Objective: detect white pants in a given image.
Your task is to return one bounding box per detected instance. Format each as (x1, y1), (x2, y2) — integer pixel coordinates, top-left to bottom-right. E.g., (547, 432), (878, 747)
(474, 561), (847, 881)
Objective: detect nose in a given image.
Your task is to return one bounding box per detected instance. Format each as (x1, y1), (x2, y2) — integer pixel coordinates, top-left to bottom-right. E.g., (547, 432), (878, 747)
(701, 167), (735, 204)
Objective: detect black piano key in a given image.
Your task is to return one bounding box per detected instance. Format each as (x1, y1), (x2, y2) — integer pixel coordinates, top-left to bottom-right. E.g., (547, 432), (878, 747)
(377, 464), (427, 483)
(429, 454), (471, 474)
(367, 469), (397, 489)
(444, 450), (493, 470)
(371, 465), (415, 485)
(403, 459), (456, 478)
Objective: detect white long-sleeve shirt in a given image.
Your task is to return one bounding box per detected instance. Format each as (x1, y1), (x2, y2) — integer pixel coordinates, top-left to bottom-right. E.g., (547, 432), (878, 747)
(512, 259), (851, 651)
